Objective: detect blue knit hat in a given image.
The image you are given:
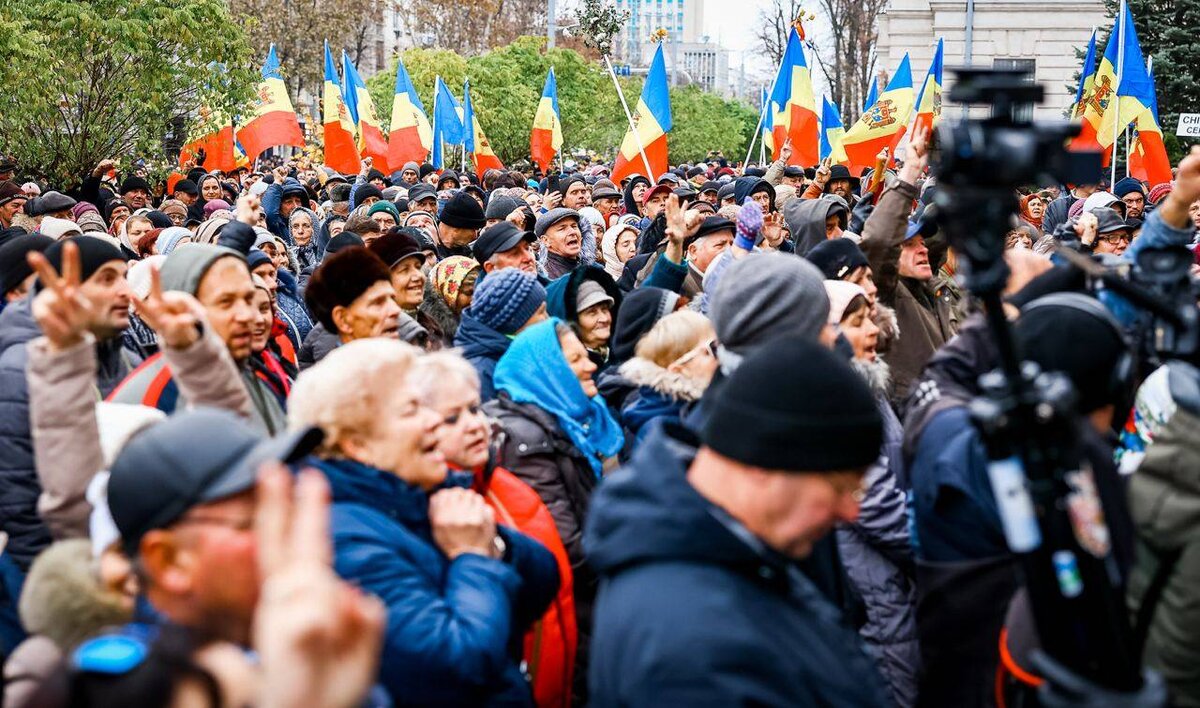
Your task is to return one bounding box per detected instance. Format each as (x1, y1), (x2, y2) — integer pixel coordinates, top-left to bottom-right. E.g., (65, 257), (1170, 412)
(469, 268), (546, 335)
(1112, 176), (1145, 198)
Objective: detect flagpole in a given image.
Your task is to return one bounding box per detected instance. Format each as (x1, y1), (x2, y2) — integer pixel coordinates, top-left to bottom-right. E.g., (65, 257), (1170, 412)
(1110, 0), (1126, 188)
(744, 96), (765, 167)
(603, 53), (655, 179)
(432, 75), (440, 170)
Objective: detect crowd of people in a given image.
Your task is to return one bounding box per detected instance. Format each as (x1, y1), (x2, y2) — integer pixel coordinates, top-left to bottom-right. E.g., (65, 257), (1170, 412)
(0, 128), (1198, 708)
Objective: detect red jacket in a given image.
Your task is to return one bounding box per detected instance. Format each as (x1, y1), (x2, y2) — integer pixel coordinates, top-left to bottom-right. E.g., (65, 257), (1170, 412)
(471, 463), (577, 708)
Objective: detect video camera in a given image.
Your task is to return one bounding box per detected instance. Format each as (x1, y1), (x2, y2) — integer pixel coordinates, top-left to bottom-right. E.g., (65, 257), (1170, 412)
(930, 67), (1149, 697)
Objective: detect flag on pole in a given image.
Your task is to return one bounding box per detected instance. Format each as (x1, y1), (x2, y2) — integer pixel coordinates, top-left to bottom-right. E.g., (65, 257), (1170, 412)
(342, 51), (390, 173)
(463, 79), (504, 177)
(767, 28), (819, 166)
(913, 38), (944, 136)
(1069, 30), (1103, 151)
(1080, 12), (1122, 153)
(233, 138), (251, 170)
(761, 86), (775, 159)
(237, 44), (305, 161)
(863, 78), (879, 114)
(819, 96), (848, 165)
(611, 44), (673, 183)
(388, 58), (433, 168)
(842, 54), (915, 172)
(432, 76), (464, 169)
(180, 107), (236, 173)
(530, 67), (563, 173)
(322, 42), (360, 174)
(1114, 30), (1171, 184)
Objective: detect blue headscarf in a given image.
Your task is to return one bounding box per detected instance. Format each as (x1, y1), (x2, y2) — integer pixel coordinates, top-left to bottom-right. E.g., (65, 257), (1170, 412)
(154, 227), (192, 256)
(493, 318), (623, 477)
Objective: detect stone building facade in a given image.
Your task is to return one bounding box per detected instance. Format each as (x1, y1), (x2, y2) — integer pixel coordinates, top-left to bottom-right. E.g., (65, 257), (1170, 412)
(874, 0), (1107, 119)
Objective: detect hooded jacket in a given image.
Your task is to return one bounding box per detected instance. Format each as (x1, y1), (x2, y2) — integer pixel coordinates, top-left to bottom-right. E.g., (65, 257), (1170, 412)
(584, 423), (889, 706)
(0, 298), (140, 570)
(1126, 361), (1200, 705)
(261, 178), (309, 245)
(731, 176), (776, 213)
(274, 268), (312, 349)
(621, 175), (651, 219)
(453, 311), (513, 401)
(784, 195), (849, 256)
(312, 457), (558, 707)
(544, 266), (622, 372)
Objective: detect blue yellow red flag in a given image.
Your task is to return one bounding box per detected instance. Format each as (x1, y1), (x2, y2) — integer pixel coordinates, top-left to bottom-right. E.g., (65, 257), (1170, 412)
(530, 67), (563, 173)
(611, 44), (673, 183)
(1080, 12), (1122, 153)
(432, 76), (464, 169)
(1122, 54), (1171, 185)
(842, 54), (915, 172)
(463, 79), (503, 177)
(388, 58), (433, 168)
(819, 96), (848, 165)
(237, 44), (305, 160)
(761, 86), (775, 159)
(913, 38), (944, 136)
(180, 107), (236, 173)
(769, 29), (819, 166)
(863, 79), (879, 114)
(342, 51), (389, 172)
(322, 42), (360, 174)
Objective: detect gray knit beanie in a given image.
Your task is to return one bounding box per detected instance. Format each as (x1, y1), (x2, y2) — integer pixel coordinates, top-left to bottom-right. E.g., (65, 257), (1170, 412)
(711, 253), (829, 357)
(159, 243), (246, 296)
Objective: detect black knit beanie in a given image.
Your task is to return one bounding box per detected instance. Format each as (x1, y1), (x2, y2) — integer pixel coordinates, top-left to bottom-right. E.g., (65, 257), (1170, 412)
(439, 191), (486, 230)
(353, 183), (384, 206)
(40, 236), (124, 288)
(1016, 293), (1128, 414)
(0, 233), (53, 294)
(703, 335), (882, 472)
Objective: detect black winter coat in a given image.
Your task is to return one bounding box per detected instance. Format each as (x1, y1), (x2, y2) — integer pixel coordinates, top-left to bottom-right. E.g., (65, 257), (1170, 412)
(584, 423), (889, 707)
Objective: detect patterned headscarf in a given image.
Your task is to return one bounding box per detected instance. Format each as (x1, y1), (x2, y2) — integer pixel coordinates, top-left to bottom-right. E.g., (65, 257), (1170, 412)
(431, 256), (480, 309)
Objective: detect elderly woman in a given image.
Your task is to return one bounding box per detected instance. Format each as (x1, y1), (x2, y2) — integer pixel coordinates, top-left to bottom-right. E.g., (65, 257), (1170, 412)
(422, 256), (480, 346)
(485, 318), (623, 695)
(824, 279), (920, 707)
(615, 310), (717, 454)
(413, 353), (578, 708)
(287, 206), (322, 277)
(600, 222), (638, 281)
(288, 339), (558, 707)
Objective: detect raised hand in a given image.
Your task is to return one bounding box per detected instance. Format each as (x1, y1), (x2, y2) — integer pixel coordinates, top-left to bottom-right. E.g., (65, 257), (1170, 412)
(254, 464), (386, 708)
(1161, 145), (1200, 229)
(237, 193), (263, 226)
(813, 157), (832, 185)
(92, 159), (116, 178)
(780, 138), (793, 164)
(900, 124), (930, 184)
(28, 242), (97, 351)
(506, 208), (527, 229)
(1074, 212), (1099, 247)
(132, 264), (207, 349)
(543, 190), (563, 210)
(761, 211), (786, 248)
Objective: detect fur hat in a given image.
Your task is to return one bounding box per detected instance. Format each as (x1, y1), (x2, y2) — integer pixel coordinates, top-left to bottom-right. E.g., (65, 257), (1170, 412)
(305, 246), (392, 331)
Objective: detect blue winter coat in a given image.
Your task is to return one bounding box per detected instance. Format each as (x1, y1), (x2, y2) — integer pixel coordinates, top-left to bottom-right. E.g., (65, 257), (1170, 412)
(584, 423), (889, 707)
(453, 311), (512, 401)
(313, 457), (559, 707)
(274, 268), (312, 349)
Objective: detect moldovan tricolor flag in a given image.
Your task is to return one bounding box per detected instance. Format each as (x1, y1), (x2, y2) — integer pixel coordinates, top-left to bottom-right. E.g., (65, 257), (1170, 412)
(1080, 12), (1122, 154)
(342, 51), (390, 173)
(180, 107), (236, 173)
(913, 38), (944, 136)
(863, 79), (879, 114)
(611, 44), (673, 184)
(463, 79), (504, 177)
(1113, 22), (1171, 185)
(842, 54), (914, 172)
(431, 76), (464, 170)
(819, 96), (848, 165)
(237, 45), (305, 161)
(388, 58), (433, 167)
(761, 86), (775, 159)
(1068, 30), (1101, 151)
(768, 28), (819, 166)
(322, 42), (360, 174)
(530, 67), (563, 173)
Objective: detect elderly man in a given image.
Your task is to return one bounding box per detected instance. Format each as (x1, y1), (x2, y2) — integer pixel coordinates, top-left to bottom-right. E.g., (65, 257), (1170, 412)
(299, 246), (403, 368)
(537, 208), (583, 280)
(435, 191), (486, 259)
(0, 182), (26, 229)
(473, 222), (539, 276)
(586, 337), (888, 706)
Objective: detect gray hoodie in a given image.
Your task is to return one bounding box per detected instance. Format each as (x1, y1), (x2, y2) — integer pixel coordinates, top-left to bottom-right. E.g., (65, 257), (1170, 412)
(784, 195), (849, 257)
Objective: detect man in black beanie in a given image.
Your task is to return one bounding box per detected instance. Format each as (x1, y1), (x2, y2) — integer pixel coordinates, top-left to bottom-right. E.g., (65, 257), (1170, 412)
(586, 335), (889, 707)
(0, 237), (141, 570)
(435, 191), (485, 260)
(119, 174), (152, 210)
(0, 233), (53, 309)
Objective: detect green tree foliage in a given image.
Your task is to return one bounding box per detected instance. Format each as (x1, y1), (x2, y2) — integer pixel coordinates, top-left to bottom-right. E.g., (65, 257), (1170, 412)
(366, 36), (757, 167)
(0, 0), (257, 188)
(1097, 0), (1200, 161)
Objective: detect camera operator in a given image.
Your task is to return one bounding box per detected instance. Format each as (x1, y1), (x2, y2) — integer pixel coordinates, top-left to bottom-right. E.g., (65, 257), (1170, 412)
(1122, 146), (1200, 705)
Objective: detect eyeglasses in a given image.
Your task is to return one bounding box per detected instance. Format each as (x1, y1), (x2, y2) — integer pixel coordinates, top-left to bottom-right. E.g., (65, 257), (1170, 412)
(173, 514), (254, 532)
(1100, 232), (1131, 246)
(674, 339), (718, 367)
(73, 624), (158, 675)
